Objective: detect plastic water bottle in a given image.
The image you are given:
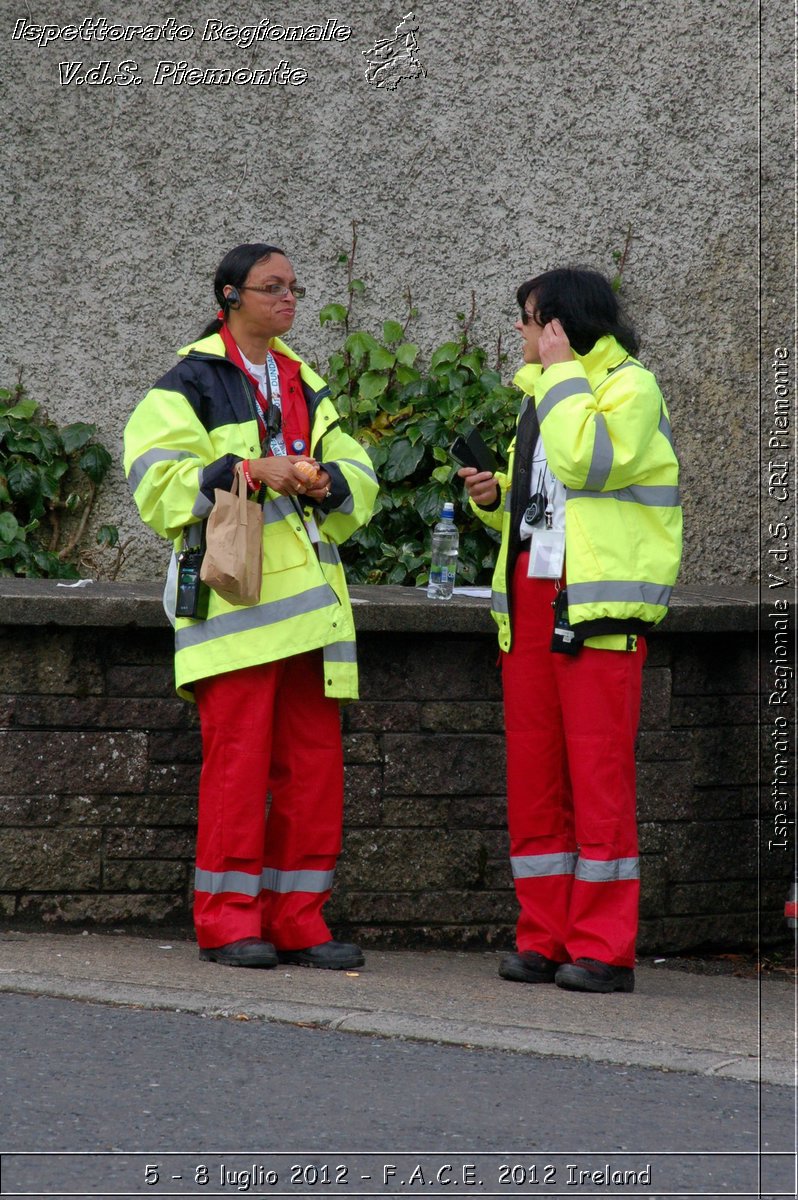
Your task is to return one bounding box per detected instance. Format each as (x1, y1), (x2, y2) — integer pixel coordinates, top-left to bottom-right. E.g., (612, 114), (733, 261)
(426, 502), (459, 599)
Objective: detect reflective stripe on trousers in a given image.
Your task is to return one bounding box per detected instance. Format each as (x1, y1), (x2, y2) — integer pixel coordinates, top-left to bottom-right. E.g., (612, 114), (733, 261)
(194, 867), (336, 897)
(510, 854), (640, 882)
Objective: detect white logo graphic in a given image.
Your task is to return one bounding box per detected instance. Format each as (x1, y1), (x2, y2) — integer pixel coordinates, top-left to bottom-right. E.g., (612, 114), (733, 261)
(362, 11), (426, 90)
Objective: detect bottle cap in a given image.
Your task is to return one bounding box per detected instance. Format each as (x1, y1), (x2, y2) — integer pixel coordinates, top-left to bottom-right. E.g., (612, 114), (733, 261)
(441, 502), (455, 519)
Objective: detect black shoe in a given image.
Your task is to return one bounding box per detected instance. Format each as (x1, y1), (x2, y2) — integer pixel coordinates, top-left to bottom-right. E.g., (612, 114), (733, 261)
(555, 957), (635, 993)
(498, 950), (559, 984)
(276, 941), (365, 970)
(199, 937), (278, 968)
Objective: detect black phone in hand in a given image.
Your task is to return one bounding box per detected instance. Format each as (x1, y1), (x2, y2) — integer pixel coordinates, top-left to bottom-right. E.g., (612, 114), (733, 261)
(449, 427), (499, 474)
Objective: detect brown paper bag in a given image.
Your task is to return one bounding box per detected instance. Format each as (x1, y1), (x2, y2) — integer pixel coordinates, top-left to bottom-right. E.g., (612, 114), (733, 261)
(200, 463), (263, 606)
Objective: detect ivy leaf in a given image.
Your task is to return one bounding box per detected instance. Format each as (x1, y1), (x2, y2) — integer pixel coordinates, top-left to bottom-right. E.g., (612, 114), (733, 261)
(395, 343), (419, 367)
(348, 279), (366, 294)
(319, 303), (348, 326)
(78, 443), (112, 484)
(6, 461), (41, 501)
(39, 466), (65, 500)
(382, 437), (425, 483)
(369, 345), (396, 371)
(358, 371), (389, 402)
(383, 320), (404, 344)
(431, 465), (452, 484)
(37, 425), (63, 459)
(3, 398), (38, 420)
(61, 422), (96, 453)
(96, 524), (119, 547)
(429, 342), (461, 370)
(460, 351), (485, 377)
(0, 512), (19, 544)
(479, 370), (502, 390)
(395, 364), (421, 386)
(345, 330), (380, 365)
(366, 441), (390, 469)
(5, 435), (42, 456)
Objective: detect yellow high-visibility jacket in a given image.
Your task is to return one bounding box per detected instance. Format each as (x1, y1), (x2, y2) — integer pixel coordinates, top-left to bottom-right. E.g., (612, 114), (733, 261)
(124, 332), (378, 700)
(472, 335), (682, 652)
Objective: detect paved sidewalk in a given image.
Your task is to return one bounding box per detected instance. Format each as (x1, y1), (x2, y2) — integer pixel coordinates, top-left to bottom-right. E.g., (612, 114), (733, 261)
(0, 931), (793, 1087)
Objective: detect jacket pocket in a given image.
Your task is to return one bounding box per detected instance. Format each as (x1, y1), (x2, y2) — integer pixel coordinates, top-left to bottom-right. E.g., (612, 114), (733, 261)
(262, 518), (309, 573)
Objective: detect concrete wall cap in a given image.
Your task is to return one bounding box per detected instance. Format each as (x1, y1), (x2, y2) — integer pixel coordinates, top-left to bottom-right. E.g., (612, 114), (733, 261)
(0, 579), (767, 634)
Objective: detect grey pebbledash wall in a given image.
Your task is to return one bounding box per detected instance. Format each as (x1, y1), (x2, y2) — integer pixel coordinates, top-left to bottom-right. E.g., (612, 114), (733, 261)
(0, 581), (787, 953)
(1, 2), (792, 591)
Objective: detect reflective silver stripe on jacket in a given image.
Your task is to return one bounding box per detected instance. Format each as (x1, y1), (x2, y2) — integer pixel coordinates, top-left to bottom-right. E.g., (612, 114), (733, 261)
(175, 583), (339, 650)
(511, 852), (578, 878)
(191, 472), (213, 519)
(491, 589), (510, 614)
(659, 408), (675, 447)
(330, 493), (355, 515)
(127, 448), (198, 493)
(317, 541), (341, 566)
(566, 484), (681, 506)
(263, 496), (296, 525)
(262, 867), (335, 894)
(339, 457), (378, 485)
(536, 378), (593, 424)
(566, 580), (672, 608)
(583, 412), (613, 490)
(323, 641), (357, 664)
(195, 867), (335, 896)
(575, 856), (640, 882)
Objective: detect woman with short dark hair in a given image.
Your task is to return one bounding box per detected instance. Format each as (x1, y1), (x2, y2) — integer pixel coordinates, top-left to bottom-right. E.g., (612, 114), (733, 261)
(461, 267), (681, 993)
(125, 243), (378, 971)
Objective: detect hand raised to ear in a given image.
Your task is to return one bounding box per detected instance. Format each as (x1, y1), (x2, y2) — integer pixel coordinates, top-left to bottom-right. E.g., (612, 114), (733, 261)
(539, 318), (574, 369)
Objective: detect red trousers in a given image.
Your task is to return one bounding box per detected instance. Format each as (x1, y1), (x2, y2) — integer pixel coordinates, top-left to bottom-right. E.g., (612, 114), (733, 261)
(193, 651), (344, 951)
(502, 556), (646, 967)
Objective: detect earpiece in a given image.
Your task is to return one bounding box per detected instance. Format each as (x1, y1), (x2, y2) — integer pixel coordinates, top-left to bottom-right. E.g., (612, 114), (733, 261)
(225, 287), (241, 309)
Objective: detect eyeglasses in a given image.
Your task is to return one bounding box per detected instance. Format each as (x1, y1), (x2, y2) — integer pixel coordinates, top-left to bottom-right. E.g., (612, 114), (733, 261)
(240, 284), (306, 299)
(520, 307), (539, 326)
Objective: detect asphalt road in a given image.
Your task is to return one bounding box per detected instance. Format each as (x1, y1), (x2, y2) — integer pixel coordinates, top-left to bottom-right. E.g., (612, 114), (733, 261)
(0, 994), (793, 1200)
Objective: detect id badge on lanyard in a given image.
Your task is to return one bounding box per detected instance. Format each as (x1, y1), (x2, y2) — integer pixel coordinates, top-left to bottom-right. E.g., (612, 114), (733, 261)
(527, 505), (565, 579)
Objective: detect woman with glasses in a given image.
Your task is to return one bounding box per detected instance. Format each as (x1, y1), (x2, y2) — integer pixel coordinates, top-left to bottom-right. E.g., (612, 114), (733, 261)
(124, 242), (378, 971)
(460, 267), (681, 994)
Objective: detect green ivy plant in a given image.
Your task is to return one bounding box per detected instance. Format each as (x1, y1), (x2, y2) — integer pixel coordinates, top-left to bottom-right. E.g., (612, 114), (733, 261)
(0, 378), (118, 578)
(316, 223), (520, 587)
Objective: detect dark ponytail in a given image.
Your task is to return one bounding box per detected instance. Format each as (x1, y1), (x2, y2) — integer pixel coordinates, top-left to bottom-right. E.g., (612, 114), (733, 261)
(198, 242), (286, 338)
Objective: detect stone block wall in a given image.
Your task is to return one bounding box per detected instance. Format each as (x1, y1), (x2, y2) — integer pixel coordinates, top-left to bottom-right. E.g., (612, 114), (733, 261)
(0, 581), (788, 953)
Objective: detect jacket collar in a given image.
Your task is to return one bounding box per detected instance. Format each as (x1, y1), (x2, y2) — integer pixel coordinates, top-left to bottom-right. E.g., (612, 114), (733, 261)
(177, 332), (330, 396)
(512, 334), (631, 395)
